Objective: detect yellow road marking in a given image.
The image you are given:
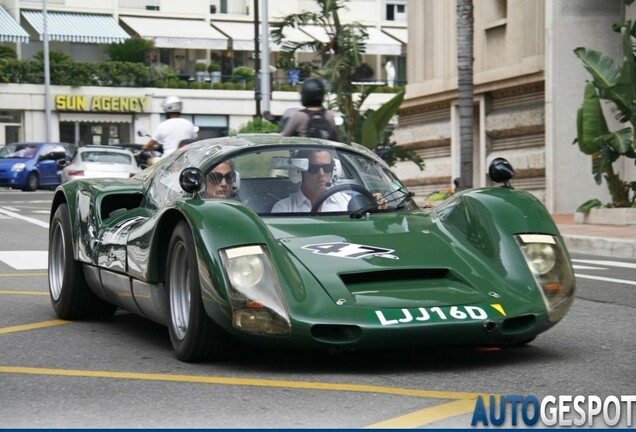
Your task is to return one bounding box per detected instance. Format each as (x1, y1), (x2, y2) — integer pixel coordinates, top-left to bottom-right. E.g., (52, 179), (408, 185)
(0, 320), (70, 335)
(365, 397), (483, 428)
(0, 290), (48, 296)
(0, 365), (483, 400)
(0, 273), (47, 277)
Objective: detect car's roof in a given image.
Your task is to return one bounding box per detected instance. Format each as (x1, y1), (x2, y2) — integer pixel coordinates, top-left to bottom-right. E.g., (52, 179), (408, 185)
(6, 141), (72, 146)
(77, 145), (133, 153)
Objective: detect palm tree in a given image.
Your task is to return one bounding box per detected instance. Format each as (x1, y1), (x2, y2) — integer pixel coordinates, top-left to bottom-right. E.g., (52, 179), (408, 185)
(0, 46), (17, 61)
(271, 0), (367, 145)
(456, 0), (474, 190)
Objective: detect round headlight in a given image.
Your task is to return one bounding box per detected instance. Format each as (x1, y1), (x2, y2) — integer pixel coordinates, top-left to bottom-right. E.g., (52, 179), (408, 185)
(228, 254), (264, 289)
(525, 243), (556, 275)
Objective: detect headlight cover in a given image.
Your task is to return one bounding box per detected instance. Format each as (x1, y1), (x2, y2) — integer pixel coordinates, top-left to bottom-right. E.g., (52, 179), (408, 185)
(11, 163), (26, 172)
(516, 234), (575, 322)
(220, 245), (290, 335)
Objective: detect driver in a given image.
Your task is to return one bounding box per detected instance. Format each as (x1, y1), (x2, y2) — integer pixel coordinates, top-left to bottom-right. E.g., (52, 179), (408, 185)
(271, 149), (349, 213)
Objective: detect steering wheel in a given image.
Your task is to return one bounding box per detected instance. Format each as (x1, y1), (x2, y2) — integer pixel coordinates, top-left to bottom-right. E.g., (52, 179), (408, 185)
(310, 184), (375, 214)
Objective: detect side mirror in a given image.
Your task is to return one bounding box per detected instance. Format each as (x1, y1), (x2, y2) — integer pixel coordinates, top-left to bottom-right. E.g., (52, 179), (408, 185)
(488, 157), (515, 188)
(179, 167), (204, 195)
(56, 159), (69, 169)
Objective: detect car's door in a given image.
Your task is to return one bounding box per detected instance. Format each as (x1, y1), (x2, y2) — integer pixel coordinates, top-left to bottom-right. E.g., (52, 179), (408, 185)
(36, 144), (67, 185)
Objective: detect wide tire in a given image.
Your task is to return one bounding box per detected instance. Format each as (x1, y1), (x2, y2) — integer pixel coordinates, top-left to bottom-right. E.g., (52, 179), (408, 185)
(23, 172), (39, 192)
(167, 221), (231, 362)
(48, 204), (117, 319)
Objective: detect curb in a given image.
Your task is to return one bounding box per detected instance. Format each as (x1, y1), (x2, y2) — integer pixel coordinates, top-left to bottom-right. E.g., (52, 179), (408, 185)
(562, 234), (636, 259)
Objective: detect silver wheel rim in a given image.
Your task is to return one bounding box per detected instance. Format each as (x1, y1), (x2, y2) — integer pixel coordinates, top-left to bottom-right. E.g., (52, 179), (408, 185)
(49, 220), (65, 301)
(169, 240), (191, 341)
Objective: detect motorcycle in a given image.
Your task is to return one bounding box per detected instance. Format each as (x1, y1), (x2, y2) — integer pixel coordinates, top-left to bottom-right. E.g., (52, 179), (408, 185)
(134, 130), (163, 169)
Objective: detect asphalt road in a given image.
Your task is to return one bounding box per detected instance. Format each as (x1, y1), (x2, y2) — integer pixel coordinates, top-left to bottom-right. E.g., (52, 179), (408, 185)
(0, 190), (634, 428)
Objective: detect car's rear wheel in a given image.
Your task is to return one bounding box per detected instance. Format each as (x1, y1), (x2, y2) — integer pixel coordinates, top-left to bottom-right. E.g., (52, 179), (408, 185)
(48, 204), (117, 319)
(23, 172), (38, 191)
(167, 221), (231, 362)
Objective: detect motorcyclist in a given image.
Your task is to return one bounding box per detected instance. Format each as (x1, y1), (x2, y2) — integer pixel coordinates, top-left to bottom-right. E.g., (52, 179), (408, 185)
(142, 96), (198, 165)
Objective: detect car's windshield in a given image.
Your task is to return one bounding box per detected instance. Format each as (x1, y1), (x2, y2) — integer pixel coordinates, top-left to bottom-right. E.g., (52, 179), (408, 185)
(0, 144), (39, 159)
(204, 145), (417, 216)
(81, 151), (132, 165)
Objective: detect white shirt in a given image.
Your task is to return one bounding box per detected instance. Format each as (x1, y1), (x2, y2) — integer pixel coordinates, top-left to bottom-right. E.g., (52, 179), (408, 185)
(152, 117), (198, 156)
(271, 189), (351, 213)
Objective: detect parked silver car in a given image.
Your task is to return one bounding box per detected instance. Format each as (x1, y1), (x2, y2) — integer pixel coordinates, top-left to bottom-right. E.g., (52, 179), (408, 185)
(60, 145), (140, 183)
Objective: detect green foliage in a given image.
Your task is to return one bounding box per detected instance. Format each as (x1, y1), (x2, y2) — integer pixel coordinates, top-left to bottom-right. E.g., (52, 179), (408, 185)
(236, 117), (280, 134)
(94, 61), (151, 87)
(574, 21), (636, 208)
(104, 38), (154, 63)
(194, 62), (208, 72)
(271, 0), (420, 169)
(149, 64), (178, 86)
(575, 198), (603, 213)
(231, 66), (254, 83)
(33, 50), (72, 64)
(208, 62), (221, 73)
(0, 46), (17, 60)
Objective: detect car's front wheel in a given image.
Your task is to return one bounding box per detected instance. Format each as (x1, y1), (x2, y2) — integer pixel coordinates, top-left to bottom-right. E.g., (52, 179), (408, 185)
(23, 172), (38, 191)
(48, 204), (117, 319)
(166, 221), (231, 362)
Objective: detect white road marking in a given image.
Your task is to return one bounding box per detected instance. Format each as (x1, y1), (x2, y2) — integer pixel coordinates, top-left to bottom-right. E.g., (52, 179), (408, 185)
(3, 206), (19, 212)
(0, 251), (48, 270)
(572, 265), (605, 270)
(572, 259), (636, 269)
(576, 274), (636, 286)
(0, 207), (48, 228)
(32, 210), (50, 214)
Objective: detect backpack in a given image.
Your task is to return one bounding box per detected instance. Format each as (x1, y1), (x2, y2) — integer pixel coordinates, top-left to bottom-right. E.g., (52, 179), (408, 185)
(301, 109), (338, 141)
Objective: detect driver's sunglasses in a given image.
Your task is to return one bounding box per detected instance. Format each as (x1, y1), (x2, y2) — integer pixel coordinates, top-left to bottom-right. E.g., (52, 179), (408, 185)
(208, 171), (235, 184)
(307, 163), (334, 174)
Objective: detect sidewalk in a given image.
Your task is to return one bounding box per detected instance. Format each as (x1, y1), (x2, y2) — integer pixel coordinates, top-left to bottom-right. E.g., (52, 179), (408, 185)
(552, 214), (636, 258)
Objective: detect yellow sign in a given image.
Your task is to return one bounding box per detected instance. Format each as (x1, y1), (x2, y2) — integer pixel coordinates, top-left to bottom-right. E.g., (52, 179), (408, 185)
(55, 95), (149, 113)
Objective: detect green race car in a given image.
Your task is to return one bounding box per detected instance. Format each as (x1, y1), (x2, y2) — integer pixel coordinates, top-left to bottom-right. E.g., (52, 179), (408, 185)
(48, 135), (575, 361)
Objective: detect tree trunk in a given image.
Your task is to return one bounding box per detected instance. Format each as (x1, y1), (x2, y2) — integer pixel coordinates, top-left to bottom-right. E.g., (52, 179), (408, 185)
(457, 0), (474, 189)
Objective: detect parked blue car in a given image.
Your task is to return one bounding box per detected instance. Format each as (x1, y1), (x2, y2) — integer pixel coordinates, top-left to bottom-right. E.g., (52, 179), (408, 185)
(0, 142), (75, 191)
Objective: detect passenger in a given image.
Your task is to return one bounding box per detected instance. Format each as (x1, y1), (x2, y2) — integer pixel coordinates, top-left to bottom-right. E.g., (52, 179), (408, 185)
(205, 161), (236, 199)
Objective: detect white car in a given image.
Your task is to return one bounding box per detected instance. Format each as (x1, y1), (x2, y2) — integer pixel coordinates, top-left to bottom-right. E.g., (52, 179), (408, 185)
(61, 145), (140, 183)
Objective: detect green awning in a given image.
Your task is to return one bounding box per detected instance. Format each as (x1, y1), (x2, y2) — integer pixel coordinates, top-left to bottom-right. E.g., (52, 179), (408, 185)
(22, 10), (130, 44)
(0, 5), (29, 43)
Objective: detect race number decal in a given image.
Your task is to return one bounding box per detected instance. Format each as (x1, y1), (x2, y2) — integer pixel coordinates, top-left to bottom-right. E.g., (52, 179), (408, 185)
(302, 242), (397, 260)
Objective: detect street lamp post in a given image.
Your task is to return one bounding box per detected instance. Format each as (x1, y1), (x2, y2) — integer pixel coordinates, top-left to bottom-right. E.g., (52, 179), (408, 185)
(43, 0), (51, 143)
(260, 0), (270, 114)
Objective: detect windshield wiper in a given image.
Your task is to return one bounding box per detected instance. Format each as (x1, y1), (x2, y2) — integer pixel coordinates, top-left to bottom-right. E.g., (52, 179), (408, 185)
(350, 188), (414, 219)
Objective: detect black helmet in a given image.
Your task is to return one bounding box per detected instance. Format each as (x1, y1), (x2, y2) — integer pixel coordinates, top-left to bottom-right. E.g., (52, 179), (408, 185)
(300, 78), (325, 107)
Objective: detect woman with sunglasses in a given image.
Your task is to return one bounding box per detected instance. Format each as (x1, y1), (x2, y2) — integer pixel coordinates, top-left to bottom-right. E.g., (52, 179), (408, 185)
(205, 161), (236, 199)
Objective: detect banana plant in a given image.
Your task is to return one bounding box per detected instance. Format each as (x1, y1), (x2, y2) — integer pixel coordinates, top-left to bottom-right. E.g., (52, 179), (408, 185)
(574, 21), (636, 209)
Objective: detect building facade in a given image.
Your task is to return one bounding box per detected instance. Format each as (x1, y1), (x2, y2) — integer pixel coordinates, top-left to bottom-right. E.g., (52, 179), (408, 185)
(0, 0), (406, 146)
(395, 0), (636, 214)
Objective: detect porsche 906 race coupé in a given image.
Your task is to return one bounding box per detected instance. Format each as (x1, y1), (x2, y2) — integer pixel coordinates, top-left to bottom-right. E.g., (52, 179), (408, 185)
(48, 135), (575, 361)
